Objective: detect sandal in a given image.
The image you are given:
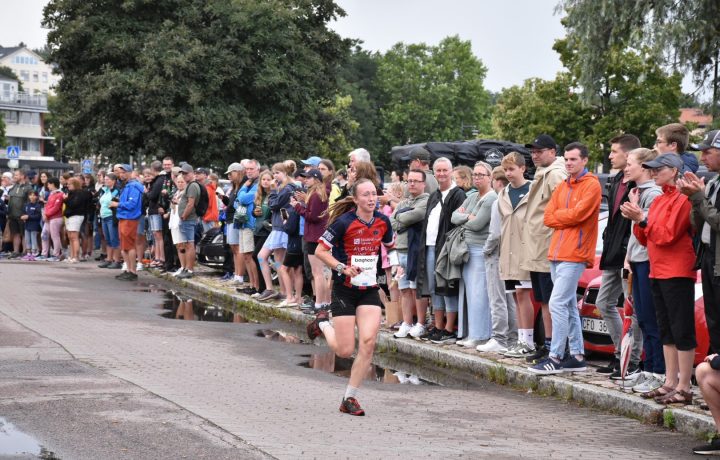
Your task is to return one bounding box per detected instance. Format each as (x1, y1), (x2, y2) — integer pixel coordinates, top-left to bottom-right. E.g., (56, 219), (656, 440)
(658, 389), (693, 405)
(641, 385), (675, 399)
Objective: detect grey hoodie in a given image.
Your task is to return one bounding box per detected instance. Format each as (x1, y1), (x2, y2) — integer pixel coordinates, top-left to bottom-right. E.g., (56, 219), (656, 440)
(626, 180), (662, 263)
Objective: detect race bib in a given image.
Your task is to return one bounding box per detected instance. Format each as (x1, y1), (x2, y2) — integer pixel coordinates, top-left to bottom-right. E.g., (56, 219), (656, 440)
(350, 255), (378, 287)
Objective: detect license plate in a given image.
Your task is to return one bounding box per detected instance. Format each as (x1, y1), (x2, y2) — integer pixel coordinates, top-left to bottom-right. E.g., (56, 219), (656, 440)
(581, 317), (609, 335)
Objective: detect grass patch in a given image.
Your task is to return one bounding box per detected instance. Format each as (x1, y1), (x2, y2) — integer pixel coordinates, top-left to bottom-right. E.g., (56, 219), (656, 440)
(663, 410), (676, 429)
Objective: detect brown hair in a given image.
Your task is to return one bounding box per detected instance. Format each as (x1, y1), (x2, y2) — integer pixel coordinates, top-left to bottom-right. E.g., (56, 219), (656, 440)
(319, 159), (336, 187)
(501, 151), (526, 168)
(452, 165), (473, 191)
(254, 170), (273, 210)
(327, 178), (374, 225)
(609, 133), (641, 153)
(353, 161), (380, 189)
(655, 123), (689, 153)
(271, 162), (292, 190)
(307, 175), (328, 204)
(491, 166), (508, 183)
(68, 177), (82, 190)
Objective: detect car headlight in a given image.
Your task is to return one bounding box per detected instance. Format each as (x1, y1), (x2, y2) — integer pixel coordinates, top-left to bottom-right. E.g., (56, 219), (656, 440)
(212, 234), (223, 245)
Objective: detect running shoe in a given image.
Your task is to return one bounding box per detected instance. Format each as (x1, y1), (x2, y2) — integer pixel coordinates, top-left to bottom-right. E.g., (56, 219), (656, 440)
(693, 436), (720, 455)
(632, 373), (664, 393)
(116, 271), (138, 281)
(107, 262), (122, 269)
(35, 255), (47, 261)
(476, 338), (508, 353)
(172, 267), (185, 277)
(610, 363), (640, 380)
(423, 327), (443, 342)
(339, 397), (365, 416)
(504, 341), (536, 358)
(528, 357), (563, 375)
(393, 322), (413, 339)
(98, 261), (112, 268)
(456, 338), (483, 348)
(431, 330), (457, 344)
(219, 272), (233, 281)
(306, 309), (330, 340)
(408, 323), (426, 339)
(560, 355), (587, 373)
(46, 256), (59, 262)
(595, 357), (619, 374)
(525, 345), (549, 363)
(136, 262), (144, 271)
(256, 289), (277, 301)
(176, 270), (194, 279)
(95, 253), (107, 261)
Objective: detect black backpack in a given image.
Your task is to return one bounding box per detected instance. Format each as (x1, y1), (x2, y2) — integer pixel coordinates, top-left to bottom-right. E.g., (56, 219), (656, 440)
(192, 181), (210, 218)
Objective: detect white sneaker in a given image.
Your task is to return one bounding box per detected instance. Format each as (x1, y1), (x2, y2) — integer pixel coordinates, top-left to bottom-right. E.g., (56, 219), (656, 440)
(137, 262), (144, 271)
(121, 262), (128, 272)
(476, 338), (508, 353)
(408, 323), (426, 339)
(456, 338), (482, 348)
(172, 267), (185, 277)
(394, 322), (413, 338)
(503, 341), (535, 357)
(632, 373), (664, 393)
(617, 370), (648, 389)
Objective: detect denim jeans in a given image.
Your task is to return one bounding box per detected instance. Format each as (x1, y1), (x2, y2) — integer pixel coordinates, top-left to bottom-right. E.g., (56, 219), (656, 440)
(102, 216), (119, 249)
(459, 244), (491, 340)
(485, 252), (517, 347)
(631, 261), (665, 374)
(426, 246), (458, 313)
(549, 261), (586, 359)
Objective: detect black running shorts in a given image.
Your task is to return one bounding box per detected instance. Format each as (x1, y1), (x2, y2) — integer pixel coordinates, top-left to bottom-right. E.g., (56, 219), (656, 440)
(330, 281), (382, 317)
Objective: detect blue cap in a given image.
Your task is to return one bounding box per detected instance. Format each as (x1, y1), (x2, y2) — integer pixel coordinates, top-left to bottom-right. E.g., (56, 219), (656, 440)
(118, 164), (132, 172)
(301, 156), (322, 167)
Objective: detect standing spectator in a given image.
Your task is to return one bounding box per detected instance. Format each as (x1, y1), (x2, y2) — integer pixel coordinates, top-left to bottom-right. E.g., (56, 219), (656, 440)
(348, 148), (371, 170)
(529, 142), (601, 374)
(477, 166), (517, 353)
(0, 172), (10, 254)
(195, 167), (218, 232)
(63, 177), (91, 264)
(681, 130), (720, 355)
(80, 173), (97, 260)
(160, 157), (177, 273)
(145, 161), (166, 267)
(630, 153), (696, 404)
(416, 157), (466, 343)
(497, 153), (536, 358)
(619, 148), (664, 392)
(7, 169), (32, 258)
(169, 173), (187, 274)
(391, 169), (429, 339)
(654, 123), (698, 174)
(256, 162), (294, 301)
(318, 159), (341, 205)
(594, 134), (643, 378)
(175, 164), (201, 279)
(250, 170), (274, 294)
(110, 164), (144, 281)
(521, 134), (567, 362)
(97, 173), (122, 269)
(452, 165), (474, 193)
(20, 191), (42, 260)
(293, 168), (330, 310)
(451, 161), (497, 348)
(401, 147), (438, 194)
(40, 177), (64, 261)
(235, 160), (261, 290)
(221, 162), (244, 281)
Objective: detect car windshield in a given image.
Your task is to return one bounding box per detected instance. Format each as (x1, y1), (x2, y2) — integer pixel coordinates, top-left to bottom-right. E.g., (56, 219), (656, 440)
(596, 211), (609, 255)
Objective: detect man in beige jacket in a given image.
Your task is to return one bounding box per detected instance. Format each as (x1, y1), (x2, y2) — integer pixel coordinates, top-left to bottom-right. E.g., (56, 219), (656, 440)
(521, 134), (568, 363)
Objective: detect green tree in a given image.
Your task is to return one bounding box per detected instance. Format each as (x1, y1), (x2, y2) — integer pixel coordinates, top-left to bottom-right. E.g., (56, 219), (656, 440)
(315, 94), (359, 166)
(559, 0), (720, 117)
(375, 36), (491, 160)
(43, 0), (352, 166)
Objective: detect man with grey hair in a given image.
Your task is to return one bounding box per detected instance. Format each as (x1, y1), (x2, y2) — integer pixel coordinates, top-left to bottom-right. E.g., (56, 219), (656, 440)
(416, 157), (466, 343)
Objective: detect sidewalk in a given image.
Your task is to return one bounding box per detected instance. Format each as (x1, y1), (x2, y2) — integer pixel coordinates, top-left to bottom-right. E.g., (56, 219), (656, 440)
(160, 270), (716, 440)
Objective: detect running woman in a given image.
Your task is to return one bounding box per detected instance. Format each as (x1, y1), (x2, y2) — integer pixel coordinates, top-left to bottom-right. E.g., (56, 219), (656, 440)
(306, 179), (400, 416)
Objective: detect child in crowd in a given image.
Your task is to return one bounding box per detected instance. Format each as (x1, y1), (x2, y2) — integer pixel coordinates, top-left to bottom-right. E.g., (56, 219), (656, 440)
(21, 191), (42, 260)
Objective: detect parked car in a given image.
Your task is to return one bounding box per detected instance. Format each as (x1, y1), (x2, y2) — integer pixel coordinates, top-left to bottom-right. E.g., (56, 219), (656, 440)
(197, 226), (226, 268)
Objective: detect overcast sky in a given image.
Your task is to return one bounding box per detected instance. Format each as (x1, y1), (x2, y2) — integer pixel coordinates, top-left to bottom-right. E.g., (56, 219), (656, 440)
(0, 0), (699, 95)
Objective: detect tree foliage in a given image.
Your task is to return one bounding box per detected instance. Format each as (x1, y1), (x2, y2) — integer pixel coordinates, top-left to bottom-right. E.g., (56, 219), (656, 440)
(492, 41), (682, 163)
(43, 0), (352, 166)
(559, 0), (720, 115)
(375, 36), (491, 159)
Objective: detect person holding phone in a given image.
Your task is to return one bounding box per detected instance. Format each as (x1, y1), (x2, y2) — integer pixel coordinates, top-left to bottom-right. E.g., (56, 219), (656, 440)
(306, 179), (399, 416)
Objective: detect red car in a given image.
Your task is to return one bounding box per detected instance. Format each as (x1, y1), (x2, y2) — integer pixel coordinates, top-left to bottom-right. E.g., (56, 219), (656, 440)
(577, 213), (710, 365)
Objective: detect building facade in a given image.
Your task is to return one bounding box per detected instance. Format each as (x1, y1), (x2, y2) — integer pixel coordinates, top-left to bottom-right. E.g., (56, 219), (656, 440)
(1, 75), (53, 159)
(0, 46), (59, 95)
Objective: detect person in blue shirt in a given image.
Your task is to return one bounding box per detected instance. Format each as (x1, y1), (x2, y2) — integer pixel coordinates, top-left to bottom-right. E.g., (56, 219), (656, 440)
(110, 164), (144, 280)
(20, 191), (42, 259)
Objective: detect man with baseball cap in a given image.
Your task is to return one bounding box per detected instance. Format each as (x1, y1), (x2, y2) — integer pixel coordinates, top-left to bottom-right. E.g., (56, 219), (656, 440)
(401, 147), (438, 194)
(175, 164), (201, 279)
(520, 134), (567, 362)
(679, 129), (720, 353)
(109, 163), (144, 280)
(301, 156), (322, 170)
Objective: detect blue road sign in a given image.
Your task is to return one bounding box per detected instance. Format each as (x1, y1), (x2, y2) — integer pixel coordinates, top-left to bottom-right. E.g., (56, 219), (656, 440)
(6, 146), (20, 159)
(81, 159), (93, 174)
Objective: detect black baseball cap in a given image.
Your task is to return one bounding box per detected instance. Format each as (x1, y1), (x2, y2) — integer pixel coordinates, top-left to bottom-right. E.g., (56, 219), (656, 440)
(525, 134), (557, 150)
(642, 153), (684, 170)
(401, 146), (431, 162)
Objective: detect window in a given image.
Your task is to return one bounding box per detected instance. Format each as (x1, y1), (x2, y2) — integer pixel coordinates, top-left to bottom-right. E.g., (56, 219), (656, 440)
(32, 72), (39, 82)
(2, 110), (18, 124)
(41, 72), (48, 83)
(18, 112), (39, 125)
(19, 70), (29, 81)
(13, 55), (38, 65)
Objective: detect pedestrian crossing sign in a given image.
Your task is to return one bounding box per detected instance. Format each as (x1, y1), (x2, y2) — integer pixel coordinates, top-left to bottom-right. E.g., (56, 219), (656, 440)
(6, 146), (20, 159)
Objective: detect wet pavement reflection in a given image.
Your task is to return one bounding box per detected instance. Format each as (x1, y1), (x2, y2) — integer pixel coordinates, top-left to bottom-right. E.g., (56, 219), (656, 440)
(160, 291), (257, 323)
(298, 351), (435, 385)
(256, 329), (307, 344)
(0, 417), (59, 458)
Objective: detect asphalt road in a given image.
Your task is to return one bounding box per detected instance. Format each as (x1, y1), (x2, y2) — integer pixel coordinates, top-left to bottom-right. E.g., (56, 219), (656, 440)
(0, 260), (700, 459)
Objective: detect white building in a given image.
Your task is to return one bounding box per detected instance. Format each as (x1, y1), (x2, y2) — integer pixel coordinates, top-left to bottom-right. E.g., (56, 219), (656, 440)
(0, 75), (54, 160)
(0, 46), (59, 95)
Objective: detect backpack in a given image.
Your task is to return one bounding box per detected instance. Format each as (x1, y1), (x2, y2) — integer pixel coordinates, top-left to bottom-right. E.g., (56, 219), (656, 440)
(192, 181), (210, 218)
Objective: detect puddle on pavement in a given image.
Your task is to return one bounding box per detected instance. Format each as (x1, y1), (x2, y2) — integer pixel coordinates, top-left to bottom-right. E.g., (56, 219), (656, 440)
(132, 282), (167, 293)
(0, 417), (60, 458)
(160, 291), (258, 323)
(298, 351), (436, 386)
(256, 329), (307, 344)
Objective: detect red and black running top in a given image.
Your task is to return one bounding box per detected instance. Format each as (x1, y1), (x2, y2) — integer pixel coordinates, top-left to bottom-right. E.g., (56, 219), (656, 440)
(319, 210), (394, 289)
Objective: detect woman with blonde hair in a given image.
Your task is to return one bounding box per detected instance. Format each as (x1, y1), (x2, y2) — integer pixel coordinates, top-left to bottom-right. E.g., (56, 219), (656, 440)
(256, 162), (295, 301)
(453, 165), (474, 192)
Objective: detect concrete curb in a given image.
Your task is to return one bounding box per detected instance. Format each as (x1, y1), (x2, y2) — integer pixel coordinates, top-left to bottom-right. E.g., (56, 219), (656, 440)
(158, 272), (716, 440)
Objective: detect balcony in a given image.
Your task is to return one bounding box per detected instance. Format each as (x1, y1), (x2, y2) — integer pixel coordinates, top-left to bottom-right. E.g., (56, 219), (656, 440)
(0, 91), (47, 109)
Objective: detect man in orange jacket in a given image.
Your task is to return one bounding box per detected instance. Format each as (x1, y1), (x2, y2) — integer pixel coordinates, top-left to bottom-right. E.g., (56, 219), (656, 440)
(529, 142), (602, 374)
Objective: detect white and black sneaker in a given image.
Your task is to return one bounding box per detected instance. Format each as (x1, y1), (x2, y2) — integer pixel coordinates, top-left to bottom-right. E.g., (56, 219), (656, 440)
(430, 330), (457, 344)
(528, 357), (563, 375)
(394, 322), (413, 339)
(610, 363), (641, 381)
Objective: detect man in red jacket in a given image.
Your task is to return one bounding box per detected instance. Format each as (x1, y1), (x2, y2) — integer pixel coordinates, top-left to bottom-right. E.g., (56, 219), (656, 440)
(529, 142), (601, 375)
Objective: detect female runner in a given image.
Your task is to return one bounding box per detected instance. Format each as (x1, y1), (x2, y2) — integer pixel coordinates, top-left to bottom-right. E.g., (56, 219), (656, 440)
(306, 179), (400, 416)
